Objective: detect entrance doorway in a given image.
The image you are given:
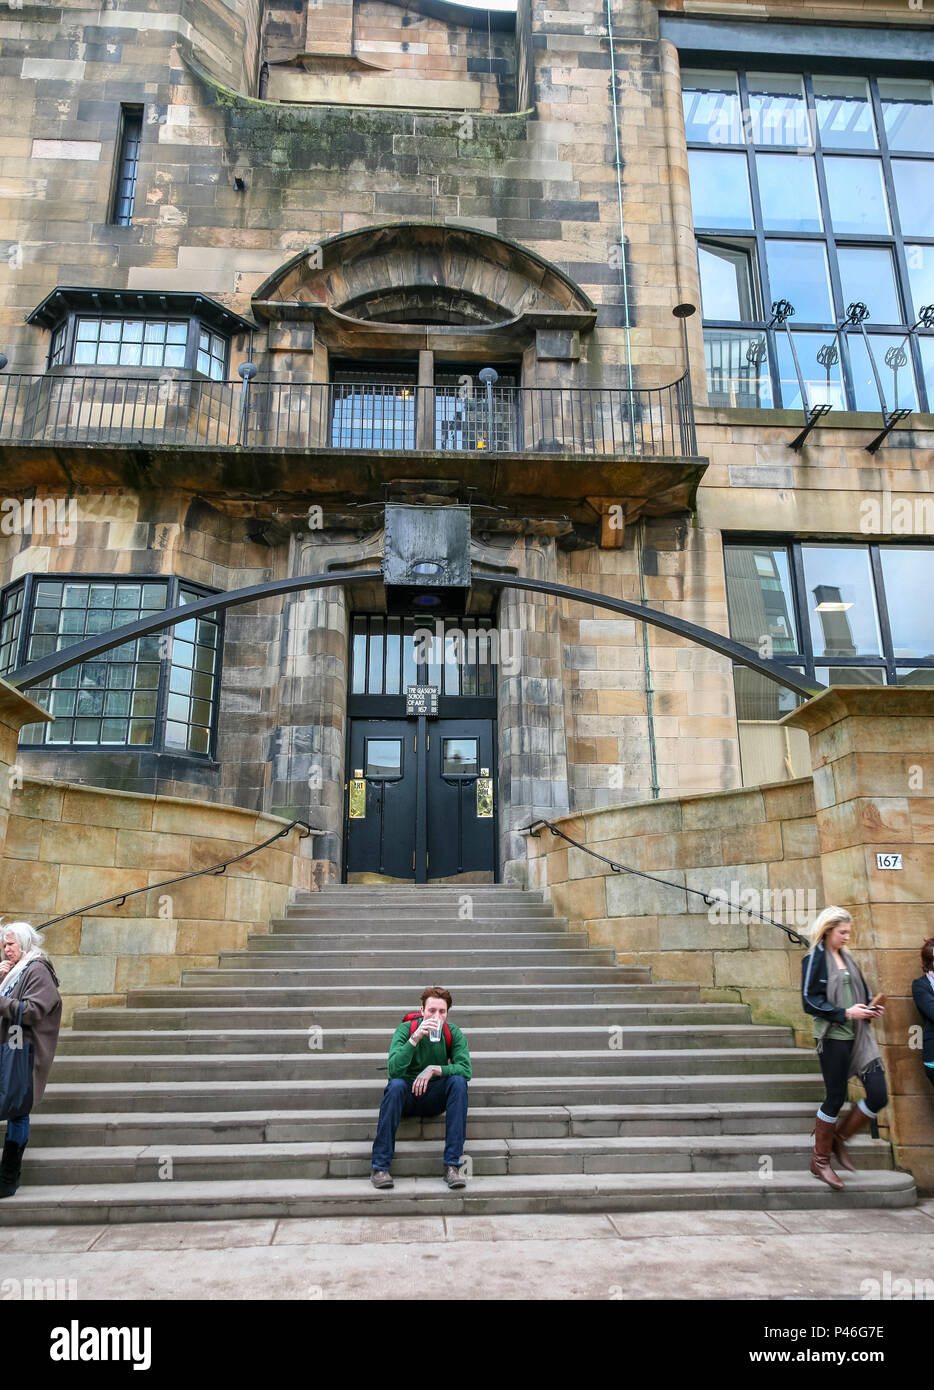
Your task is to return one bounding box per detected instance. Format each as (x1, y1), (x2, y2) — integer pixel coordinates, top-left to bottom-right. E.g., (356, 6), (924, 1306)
(343, 615), (497, 883)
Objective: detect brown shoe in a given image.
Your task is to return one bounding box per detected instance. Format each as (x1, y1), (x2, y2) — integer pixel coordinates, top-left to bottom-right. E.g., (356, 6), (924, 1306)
(810, 1116), (844, 1190)
(832, 1105), (871, 1174)
(370, 1170), (394, 1189)
(444, 1165), (466, 1189)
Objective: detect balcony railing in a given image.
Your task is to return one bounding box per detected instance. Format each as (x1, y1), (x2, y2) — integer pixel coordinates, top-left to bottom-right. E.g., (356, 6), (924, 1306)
(0, 372), (698, 458)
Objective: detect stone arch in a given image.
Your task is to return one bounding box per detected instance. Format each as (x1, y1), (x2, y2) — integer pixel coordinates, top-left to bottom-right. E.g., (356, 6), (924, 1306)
(251, 223), (597, 338)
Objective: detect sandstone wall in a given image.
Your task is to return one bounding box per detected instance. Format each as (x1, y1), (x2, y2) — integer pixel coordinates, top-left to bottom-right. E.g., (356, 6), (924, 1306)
(0, 777), (315, 1025)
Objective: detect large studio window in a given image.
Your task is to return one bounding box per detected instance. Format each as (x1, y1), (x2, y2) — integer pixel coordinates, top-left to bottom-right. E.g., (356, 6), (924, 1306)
(683, 68), (934, 413)
(0, 577), (221, 757)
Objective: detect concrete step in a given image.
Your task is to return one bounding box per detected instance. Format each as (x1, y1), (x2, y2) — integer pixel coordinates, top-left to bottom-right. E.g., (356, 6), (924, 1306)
(179, 966), (646, 986)
(127, 984), (700, 1008)
(0, 1170), (914, 1224)
(15, 1132), (894, 1185)
(280, 908), (562, 923)
(38, 1073), (827, 1113)
(24, 1101), (833, 1147)
(71, 1003), (753, 1032)
(49, 1049), (821, 1083)
(57, 1025), (793, 1056)
(297, 888), (544, 899)
(255, 932), (588, 950)
(213, 948), (619, 968)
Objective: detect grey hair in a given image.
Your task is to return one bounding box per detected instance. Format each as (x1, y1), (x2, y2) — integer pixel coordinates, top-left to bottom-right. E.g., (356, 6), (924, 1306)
(1, 921), (46, 957)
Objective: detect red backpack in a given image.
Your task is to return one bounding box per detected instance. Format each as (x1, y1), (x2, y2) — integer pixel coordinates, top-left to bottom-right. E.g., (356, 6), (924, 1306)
(403, 1012), (452, 1055)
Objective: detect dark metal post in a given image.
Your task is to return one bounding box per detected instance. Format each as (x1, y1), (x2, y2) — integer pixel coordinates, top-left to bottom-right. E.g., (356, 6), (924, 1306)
(672, 303), (696, 454)
(415, 712), (428, 883)
(238, 360), (257, 446)
(479, 366), (498, 451)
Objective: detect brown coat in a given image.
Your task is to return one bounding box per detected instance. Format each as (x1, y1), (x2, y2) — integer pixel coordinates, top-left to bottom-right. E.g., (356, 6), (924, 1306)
(0, 958), (62, 1108)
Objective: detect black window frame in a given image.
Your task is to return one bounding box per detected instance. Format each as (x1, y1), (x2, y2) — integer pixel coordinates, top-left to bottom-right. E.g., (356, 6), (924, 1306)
(0, 573), (223, 761)
(683, 67), (934, 413)
(109, 104), (143, 227)
(722, 536), (934, 693)
(44, 312), (230, 378)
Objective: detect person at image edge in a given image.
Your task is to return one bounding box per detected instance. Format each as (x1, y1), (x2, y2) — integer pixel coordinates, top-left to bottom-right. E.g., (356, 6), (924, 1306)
(0, 921), (63, 1198)
(370, 985), (471, 1189)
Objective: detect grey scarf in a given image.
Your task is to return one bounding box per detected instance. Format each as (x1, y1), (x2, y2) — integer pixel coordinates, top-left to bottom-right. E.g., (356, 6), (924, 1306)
(818, 948), (884, 1081)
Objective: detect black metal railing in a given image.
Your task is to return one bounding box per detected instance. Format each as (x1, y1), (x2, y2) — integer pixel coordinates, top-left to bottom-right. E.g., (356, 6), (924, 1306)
(0, 372), (698, 458)
(34, 818), (316, 931)
(526, 817), (809, 945)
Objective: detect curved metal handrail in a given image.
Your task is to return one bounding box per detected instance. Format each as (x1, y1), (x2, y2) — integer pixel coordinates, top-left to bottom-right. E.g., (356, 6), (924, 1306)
(525, 817), (810, 947)
(33, 818), (317, 931)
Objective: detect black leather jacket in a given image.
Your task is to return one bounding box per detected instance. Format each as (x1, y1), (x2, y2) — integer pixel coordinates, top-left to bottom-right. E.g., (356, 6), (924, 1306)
(801, 941), (871, 1029)
(911, 975), (934, 1065)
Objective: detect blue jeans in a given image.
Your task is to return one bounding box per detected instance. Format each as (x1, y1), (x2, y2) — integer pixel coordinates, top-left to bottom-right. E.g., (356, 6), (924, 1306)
(6, 1115), (29, 1146)
(371, 1074), (468, 1171)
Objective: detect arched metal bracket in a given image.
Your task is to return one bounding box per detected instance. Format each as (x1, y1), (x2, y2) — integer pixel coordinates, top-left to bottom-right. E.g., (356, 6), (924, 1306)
(5, 568), (824, 700)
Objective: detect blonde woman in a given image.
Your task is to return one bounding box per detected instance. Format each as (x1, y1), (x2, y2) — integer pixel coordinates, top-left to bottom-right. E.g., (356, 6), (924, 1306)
(0, 921), (62, 1198)
(801, 906), (887, 1190)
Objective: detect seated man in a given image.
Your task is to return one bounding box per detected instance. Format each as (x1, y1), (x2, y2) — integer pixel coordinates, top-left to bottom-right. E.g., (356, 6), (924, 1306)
(371, 985), (471, 1190)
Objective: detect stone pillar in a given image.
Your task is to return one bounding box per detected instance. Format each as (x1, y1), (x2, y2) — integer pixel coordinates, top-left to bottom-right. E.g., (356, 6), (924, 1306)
(0, 680), (52, 859)
(783, 687), (934, 1189)
(496, 538), (571, 885)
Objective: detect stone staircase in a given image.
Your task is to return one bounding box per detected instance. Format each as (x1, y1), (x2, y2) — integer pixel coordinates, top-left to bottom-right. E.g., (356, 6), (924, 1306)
(7, 885), (915, 1222)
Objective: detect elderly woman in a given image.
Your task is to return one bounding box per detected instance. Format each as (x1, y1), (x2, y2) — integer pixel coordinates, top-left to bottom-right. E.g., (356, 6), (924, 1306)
(801, 905), (887, 1190)
(912, 937), (934, 1094)
(0, 921), (62, 1198)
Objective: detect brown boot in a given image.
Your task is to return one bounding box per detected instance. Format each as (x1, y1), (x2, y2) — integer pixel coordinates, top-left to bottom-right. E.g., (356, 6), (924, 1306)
(832, 1105), (871, 1174)
(810, 1116), (844, 1190)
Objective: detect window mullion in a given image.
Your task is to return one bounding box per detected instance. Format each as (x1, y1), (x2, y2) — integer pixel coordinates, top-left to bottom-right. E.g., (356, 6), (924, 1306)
(790, 542), (815, 679)
(868, 544), (897, 683)
(738, 71), (780, 406)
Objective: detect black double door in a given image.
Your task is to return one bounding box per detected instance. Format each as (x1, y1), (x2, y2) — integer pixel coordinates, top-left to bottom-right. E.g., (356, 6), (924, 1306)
(345, 717), (496, 882)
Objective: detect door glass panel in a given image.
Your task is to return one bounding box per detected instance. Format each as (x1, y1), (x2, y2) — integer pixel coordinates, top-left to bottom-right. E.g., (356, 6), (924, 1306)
(756, 155), (822, 232)
(443, 738), (478, 776)
(365, 739), (402, 777)
(724, 545), (798, 652)
(801, 546), (882, 658)
(837, 247), (902, 325)
(824, 157), (891, 234)
(384, 617), (401, 695)
(814, 76), (877, 150)
(878, 78), (934, 153)
(879, 549), (934, 658)
(766, 241), (833, 322)
(747, 73), (810, 147)
(891, 160), (934, 238)
(681, 70), (741, 144)
(687, 151), (753, 229)
(698, 242), (758, 319)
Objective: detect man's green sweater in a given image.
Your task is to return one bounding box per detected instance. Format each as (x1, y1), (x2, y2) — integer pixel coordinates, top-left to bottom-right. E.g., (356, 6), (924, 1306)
(386, 1018), (472, 1082)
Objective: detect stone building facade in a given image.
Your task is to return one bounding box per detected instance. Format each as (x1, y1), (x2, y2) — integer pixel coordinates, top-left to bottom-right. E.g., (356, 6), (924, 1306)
(0, 0), (932, 893)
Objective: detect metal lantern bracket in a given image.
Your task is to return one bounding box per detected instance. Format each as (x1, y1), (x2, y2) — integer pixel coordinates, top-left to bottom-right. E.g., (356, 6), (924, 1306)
(838, 302), (913, 455)
(769, 299), (833, 452)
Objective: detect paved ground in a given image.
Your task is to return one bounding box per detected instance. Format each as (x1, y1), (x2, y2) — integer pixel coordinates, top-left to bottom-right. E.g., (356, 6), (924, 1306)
(0, 1202), (932, 1301)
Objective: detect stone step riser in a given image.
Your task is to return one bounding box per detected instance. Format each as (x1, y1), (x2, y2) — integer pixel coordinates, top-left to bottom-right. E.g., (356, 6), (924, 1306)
(51, 1051), (820, 1083)
(127, 986), (700, 1007)
(296, 890), (544, 900)
(214, 950), (619, 968)
(0, 1173), (914, 1226)
(21, 1112), (829, 1147)
(40, 1077), (827, 1112)
(284, 906), (558, 917)
(256, 933), (588, 950)
(17, 1141), (892, 1185)
(71, 1005), (751, 1032)
(57, 1026), (793, 1056)
(180, 968), (645, 986)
